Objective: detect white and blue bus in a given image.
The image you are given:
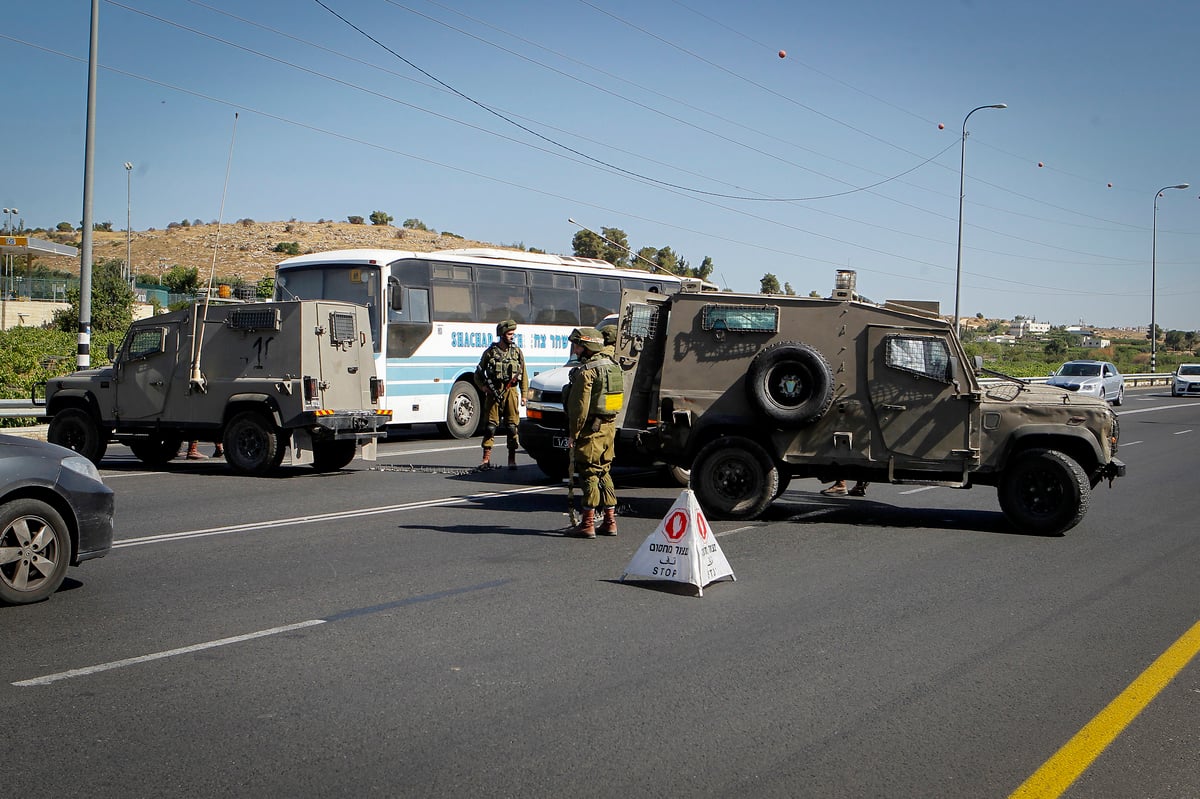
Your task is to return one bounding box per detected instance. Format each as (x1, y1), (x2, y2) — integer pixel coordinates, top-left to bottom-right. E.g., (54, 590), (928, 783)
(274, 247), (709, 437)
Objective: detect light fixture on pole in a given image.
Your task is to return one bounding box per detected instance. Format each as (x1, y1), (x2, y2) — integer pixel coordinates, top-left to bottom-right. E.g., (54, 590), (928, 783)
(124, 162), (134, 289)
(953, 103), (1006, 337)
(2, 207), (16, 235)
(1150, 182), (1189, 373)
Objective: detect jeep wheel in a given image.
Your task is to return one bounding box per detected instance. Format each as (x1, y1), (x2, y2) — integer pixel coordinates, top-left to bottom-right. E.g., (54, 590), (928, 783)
(746, 341), (834, 427)
(48, 407), (107, 465)
(441, 380), (481, 439)
(998, 448), (1090, 536)
(691, 436), (779, 520)
(0, 498), (73, 605)
(666, 464), (691, 488)
(223, 411), (286, 476)
(311, 440), (358, 472)
(129, 435), (184, 466)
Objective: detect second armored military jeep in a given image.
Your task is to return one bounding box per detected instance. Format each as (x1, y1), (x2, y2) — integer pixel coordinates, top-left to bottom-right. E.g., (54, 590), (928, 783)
(38, 300), (389, 475)
(616, 275), (1124, 535)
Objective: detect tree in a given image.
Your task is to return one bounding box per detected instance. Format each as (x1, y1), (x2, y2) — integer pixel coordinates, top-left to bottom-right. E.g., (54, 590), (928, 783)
(56, 221), (73, 232)
(369, 210), (394, 226)
(402, 218), (429, 231)
(1043, 338), (1067, 359)
(694, 256), (715, 282)
(783, 282), (796, 296)
(654, 246), (681, 275)
(161, 265), (200, 295)
(53, 258), (134, 334)
(600, 227), (629, 268)
(572, 229), (604, 260)
(760, 273), (782, 294)
(347, 215), (365, 225)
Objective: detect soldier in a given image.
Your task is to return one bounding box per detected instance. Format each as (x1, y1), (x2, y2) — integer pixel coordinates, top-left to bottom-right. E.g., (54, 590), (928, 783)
(598, 322), (618, 360)
(564, 327), (623, 538)
(475, 319), (529, 470)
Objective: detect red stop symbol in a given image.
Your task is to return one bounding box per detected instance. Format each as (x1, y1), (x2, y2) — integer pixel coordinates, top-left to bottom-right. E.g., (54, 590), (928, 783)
(663, 510), (688, 541)
(696, 513), (709, 540)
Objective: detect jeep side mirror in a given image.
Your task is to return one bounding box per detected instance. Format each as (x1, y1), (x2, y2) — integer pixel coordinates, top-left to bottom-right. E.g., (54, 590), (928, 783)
(972, 355), (983, 373)
(107, 342), (116, 360)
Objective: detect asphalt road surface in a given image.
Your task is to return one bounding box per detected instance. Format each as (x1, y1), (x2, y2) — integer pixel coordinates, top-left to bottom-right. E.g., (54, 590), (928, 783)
(3, 387), (1198, 798)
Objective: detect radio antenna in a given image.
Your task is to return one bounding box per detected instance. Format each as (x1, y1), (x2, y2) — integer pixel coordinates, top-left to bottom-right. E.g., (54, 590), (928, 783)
(568, 217), (662, 274)
(189, 112), (239, 394)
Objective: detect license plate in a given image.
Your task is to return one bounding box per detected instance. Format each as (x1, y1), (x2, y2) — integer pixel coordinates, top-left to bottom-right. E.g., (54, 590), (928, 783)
(552, 435), (569, 450)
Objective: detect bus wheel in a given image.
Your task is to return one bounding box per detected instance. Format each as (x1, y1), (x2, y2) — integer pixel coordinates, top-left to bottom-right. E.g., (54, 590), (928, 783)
(442, 380), (481, 439)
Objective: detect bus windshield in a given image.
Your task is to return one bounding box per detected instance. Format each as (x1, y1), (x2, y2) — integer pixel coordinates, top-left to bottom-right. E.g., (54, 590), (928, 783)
(275, 264), (380, 350)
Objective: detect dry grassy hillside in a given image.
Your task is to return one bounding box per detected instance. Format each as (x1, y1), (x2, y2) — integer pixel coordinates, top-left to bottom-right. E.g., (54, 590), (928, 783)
(33, 221), (511, 283)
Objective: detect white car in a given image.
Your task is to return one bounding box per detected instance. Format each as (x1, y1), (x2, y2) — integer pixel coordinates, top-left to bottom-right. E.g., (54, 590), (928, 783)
(1047, 360), (1125, 405)
(1172, 364), (1200, 397)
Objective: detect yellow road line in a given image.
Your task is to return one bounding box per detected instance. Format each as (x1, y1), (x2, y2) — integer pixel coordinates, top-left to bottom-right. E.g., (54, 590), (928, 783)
(1009, 619), (1200, 798)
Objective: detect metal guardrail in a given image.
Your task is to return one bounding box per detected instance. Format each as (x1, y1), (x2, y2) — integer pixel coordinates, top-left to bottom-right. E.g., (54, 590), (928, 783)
(0, 373), (1177, 419)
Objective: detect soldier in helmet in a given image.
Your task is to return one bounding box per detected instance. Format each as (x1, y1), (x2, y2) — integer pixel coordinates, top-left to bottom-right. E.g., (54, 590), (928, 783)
(564, 327), (624, 538)
(474, 319), (529, 469)
(598, 323), (618, 360)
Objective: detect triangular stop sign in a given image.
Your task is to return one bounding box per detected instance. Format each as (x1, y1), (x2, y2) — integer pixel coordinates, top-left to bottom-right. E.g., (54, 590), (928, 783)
(620, 489), (735, 596)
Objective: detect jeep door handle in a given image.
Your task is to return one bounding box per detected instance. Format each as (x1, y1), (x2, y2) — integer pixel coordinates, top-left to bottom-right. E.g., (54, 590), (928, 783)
(882, 403), (906, 411)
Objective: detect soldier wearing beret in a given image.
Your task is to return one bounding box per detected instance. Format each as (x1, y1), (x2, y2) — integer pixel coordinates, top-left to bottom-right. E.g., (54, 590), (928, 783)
(474, 319), (528, 470)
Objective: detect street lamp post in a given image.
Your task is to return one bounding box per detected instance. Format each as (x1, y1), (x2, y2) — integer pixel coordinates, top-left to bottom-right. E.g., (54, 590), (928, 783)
(1150, 183), (1189, 373)
(2, 207), (16, 234)
(124, 162), (133, 289)
(953, 103), (1007, 338)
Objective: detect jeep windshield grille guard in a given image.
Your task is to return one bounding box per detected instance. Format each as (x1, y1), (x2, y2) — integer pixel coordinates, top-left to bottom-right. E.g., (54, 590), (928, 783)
(700, 304), (780, 333)
(226, 308), (281, 332)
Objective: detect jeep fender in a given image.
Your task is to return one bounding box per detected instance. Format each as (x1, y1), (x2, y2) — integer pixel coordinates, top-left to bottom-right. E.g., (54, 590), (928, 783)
(1000, 425), (1105, 472)
(223, 394), (284, 429)
(47, 390), (105, 422)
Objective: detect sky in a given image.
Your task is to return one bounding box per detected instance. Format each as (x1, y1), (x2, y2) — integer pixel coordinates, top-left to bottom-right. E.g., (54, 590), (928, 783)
(3, 0), (1198, 329)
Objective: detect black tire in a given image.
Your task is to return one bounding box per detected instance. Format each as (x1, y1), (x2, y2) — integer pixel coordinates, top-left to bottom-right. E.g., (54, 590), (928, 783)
(48, 407), (107, 465)
(535, 455), (569, 481)
(223, 411), (286, 476)
(311, 440), (358, 472)
(0, 498), (73, 605)
(129, 435), (184, 466)
(746, 341), (834, 427)
(691, 436), (779, 520)
(442, 380), (481, 439)
(998, 448), (1090, 536)
(1113, 386), (1124, 406)
(773, 470), (793, 500)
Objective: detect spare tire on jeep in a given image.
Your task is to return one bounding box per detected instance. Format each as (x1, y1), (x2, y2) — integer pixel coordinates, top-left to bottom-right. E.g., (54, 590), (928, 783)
(745, 341), (834, 426)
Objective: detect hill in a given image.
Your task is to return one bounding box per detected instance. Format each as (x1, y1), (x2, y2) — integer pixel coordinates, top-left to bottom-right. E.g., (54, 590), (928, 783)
(31, 221), (511, 284)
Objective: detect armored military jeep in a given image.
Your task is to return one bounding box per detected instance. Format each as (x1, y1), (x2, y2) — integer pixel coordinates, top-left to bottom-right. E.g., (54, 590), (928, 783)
(616, 274), (1124, 535)
(38, 300), (390, 475)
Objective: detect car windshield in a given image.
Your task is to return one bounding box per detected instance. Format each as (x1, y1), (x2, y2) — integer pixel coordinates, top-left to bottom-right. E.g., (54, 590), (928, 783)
(1059, 363), (1101, 377)
(1178, 365), (1200, 376)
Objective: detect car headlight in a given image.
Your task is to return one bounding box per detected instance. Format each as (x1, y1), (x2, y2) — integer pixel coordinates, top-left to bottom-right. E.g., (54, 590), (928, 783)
(62, 455), (103, 483)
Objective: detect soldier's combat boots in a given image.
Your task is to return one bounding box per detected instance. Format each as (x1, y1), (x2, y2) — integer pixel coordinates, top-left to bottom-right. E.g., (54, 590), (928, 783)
(597, 506), (618, 536)
(567, 508), (596, 539)
(507, 449), (518, 470)
(478, 447), (492, 470)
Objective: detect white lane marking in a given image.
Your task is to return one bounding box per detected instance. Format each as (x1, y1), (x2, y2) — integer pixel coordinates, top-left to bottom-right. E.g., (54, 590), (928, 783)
(1121, 441), (1143, 446)
(901, 486), (939, 495)
(1174, 430), (1193, 435)
(12, 620), (326, 687)
(716, 526), (755, 537)
(113, 484), (560, 549)
(1117, 401), (1200, 415)
(377, 443), (478, 457)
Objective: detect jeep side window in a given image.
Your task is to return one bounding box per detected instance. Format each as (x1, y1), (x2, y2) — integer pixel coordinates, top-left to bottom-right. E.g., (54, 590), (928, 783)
(885, 336), (951, 382)
(125, 328), (165, 361)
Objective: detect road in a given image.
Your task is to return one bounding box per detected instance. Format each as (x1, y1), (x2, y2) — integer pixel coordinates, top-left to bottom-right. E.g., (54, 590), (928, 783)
(3, 387), (1198, 798)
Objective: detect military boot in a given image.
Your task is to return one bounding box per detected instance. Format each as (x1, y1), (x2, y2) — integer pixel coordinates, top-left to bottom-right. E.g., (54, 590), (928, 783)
(567, 508), (596, 539)
(478, 447), (492, 470)
(185, 441), (207, 460)
(507, 449), (518, 470)
(597, 506), (618, 536)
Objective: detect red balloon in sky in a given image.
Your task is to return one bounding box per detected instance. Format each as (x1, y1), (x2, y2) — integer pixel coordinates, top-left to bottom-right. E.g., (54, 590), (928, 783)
(938, 123), (945, 130)
(778, 50), (786, 58)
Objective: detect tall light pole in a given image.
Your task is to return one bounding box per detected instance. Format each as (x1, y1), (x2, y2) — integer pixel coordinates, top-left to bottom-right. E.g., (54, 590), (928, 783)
(953, 103), (1007, 337)
(1150, 183), (1189, 372)
(2, 207), (16, 234)
(124, 162), (134, 289)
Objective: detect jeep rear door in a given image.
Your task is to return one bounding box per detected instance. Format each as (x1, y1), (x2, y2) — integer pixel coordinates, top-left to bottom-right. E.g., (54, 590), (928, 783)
(615, 290), (670, 430)
(315, 302), (371, 409)
(865, 327), (976, 467)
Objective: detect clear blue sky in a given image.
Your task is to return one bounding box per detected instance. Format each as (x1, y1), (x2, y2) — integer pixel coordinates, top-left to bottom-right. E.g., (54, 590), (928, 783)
(4, 0), (1198, 329)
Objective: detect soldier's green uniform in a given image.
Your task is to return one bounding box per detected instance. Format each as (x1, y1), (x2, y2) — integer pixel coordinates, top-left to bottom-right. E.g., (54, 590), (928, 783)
(565, 327), (623, 538)
(475, 319), (528, 469)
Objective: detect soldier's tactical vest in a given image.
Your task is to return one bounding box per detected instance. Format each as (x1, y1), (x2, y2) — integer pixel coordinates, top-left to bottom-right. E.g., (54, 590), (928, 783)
(581, 355), (623, 417)
(486, 347), (523, 383)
